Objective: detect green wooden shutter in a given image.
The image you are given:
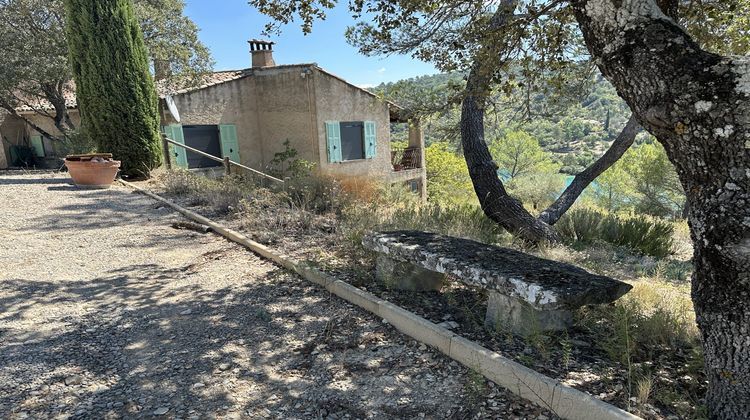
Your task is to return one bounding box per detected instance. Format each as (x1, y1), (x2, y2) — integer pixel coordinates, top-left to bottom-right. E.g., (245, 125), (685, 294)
(364, 121), (377, 159)
(219, 124), (241, 162)
(30, 135), (45, 158)
(325, 121), (342, 163)
(166, 124), (188, 168)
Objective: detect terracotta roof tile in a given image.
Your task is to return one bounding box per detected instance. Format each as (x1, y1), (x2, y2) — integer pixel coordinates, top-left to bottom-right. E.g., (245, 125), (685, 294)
(13, 70), (251, 113)
(13, 66), (403, 114)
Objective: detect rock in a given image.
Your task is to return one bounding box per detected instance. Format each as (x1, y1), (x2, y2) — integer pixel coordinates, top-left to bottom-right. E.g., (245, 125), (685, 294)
(153, 407), (170, 415)
(218, 363), (231, 371)
(180, 309), (192, 316)
(64, 375), (83, 386)
(192, 383), (205, 389)
(437, 321), (459, 330)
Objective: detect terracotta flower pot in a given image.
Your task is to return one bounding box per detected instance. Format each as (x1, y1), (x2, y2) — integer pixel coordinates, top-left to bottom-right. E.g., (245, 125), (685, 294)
(65, 156), (121, 188)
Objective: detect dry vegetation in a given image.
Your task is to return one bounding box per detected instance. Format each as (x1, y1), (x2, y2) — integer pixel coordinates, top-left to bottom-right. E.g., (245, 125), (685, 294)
(150, 169), (705, 419)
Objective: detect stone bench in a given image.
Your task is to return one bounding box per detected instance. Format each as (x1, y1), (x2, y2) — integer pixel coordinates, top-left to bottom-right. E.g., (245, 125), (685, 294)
(362, 230), (632, 334)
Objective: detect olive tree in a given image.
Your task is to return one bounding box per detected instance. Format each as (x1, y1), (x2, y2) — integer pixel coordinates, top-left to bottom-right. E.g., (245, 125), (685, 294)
(0, 0), (212, 142)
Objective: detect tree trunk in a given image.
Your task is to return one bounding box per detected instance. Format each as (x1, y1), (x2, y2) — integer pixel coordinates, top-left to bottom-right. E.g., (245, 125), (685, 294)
(462, 81), (560, 243)
(41, 82), (76, 136)
(539, 116), (640, 224)
(572, 1), (750, 417)
(459, 0), (559, 243)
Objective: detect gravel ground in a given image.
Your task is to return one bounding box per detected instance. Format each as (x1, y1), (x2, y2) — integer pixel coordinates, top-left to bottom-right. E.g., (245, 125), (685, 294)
(0, 173), (553, 420)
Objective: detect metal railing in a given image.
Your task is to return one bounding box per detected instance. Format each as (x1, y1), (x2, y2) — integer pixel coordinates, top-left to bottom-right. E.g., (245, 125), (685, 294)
(391, 147), (422, 171)
(162, 135), (283, 183)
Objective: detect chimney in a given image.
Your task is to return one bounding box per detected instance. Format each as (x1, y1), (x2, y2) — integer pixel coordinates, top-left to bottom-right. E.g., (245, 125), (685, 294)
(249, 39), (276, 68)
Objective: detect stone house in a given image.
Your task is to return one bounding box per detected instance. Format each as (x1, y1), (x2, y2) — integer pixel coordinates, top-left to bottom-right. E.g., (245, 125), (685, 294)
(0, 40), (426, 198)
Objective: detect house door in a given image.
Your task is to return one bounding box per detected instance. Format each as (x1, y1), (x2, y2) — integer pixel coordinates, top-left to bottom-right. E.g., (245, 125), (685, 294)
(182, 125), (222, 169)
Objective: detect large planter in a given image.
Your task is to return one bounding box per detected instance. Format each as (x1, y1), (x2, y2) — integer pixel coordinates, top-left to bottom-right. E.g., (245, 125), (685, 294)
(64, 154), (121, 188)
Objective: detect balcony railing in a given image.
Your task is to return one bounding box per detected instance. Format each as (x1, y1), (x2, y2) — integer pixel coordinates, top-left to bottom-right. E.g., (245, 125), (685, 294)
(391, 147), (422, 171)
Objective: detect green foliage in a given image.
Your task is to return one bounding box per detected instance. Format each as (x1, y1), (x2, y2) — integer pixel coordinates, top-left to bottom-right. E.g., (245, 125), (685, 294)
(490, 130), (557, 179)
(506, 171), (565, 211)
(65, 0), (162, 178)
(59, 129), (97, 155)
(0, 0), (212, 140)
(424, 142), (475, 205)
(557, 208), (674, 258)
(340, 183), (509, 255)
(581, 280), (703, 417)
(590, 141), (685, 217)
(627, 141), (685, 218)
(133, 0), (213, 82)
(266, 140), (316, 179)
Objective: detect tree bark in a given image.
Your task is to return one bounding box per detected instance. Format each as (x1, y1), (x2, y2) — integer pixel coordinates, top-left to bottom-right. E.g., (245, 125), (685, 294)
(539, 116), (641, 224)
(462, 79), (560, 243)
(41, 81), (76, 135)
(572, 1), (750, 417)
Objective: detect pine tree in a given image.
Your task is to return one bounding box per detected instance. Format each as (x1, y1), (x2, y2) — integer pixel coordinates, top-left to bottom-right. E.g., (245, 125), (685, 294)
(64, 0), (162, 178)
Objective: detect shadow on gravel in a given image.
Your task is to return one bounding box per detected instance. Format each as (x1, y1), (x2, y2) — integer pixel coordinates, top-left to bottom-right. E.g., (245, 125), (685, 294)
(0, 176), (71, 186)
(17, 189), (173, 233)
(0, 261), (465, 419)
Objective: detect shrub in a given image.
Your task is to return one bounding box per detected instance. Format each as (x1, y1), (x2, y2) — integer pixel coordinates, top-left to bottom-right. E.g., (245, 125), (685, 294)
(281, 174), (349, 214)
(59, 129), (97, 155)
(557, 208), (674, 257)
(266, 140), (316, 179)
(65, 0), (162, 178)
(340, 183), (509, 256)
(160, 170), (252, 214)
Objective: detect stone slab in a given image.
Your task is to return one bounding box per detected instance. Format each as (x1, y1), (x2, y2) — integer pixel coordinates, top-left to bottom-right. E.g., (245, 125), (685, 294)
(363, 230), (632, 310)
(485, 290), (573, 333)
(375, 254), (445, 291)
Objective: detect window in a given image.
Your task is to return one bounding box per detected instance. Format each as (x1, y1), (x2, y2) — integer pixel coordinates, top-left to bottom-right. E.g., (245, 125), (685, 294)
(326, 121), (377, 163)
(164, 124), (240, 169)
(340, 121), (365, 161)
(407, 179), (420, 193)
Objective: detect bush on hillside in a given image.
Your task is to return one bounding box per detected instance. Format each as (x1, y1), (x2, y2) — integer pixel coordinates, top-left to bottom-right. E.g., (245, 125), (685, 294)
(557, 208), (674, 258)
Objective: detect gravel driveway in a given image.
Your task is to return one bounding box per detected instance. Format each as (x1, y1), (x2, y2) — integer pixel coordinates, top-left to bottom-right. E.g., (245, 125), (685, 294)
(0, 173), (550, 419)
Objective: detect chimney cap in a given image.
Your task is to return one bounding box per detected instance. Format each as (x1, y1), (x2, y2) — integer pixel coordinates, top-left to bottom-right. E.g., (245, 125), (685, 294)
(248, 39), (275, 51)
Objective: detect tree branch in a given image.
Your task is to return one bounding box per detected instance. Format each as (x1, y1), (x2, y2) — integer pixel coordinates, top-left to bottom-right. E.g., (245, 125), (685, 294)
(539, 115), (641, 225)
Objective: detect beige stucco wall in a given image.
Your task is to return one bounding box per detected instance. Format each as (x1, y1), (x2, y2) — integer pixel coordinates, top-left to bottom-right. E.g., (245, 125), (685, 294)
(253, 66), (320, 168)
(313, 68), (394, 180)
(164, 76), (265, 169)
(166, 66), (320, 172)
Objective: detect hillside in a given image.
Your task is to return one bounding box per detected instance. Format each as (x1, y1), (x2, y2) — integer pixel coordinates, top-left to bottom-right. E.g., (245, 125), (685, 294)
(374, 72), (637, 174)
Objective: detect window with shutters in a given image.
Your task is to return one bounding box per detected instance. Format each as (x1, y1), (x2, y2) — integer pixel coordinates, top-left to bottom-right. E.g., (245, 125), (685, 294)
(326, 121), (377, 162)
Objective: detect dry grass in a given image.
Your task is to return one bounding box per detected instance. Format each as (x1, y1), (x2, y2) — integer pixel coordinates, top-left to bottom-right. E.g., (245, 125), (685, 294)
(155, 170), (705, 417)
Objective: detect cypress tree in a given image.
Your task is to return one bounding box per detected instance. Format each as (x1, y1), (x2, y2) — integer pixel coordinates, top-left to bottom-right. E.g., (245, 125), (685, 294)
(64, 0), (162, 178)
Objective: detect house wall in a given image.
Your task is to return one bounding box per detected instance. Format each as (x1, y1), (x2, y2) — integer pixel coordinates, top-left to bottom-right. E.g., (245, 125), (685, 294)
(0, 110), (81, 168)
(163, 76), (265, 170)
(163, 65), (425, 199)
(165, 66), (320, 172)
(313, 68), (394, 180)
(253, 66), (319, 167)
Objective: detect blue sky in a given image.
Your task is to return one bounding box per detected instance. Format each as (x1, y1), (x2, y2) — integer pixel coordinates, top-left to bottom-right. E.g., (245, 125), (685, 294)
(183, 0), (438, 88)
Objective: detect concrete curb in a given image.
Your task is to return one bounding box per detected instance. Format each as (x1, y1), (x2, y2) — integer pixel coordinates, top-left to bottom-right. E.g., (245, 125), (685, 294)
(119, 180), (641, 420)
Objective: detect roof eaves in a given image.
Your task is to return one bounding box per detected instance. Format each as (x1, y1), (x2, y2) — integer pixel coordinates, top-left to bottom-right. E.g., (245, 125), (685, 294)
(312, 65), (401, 110)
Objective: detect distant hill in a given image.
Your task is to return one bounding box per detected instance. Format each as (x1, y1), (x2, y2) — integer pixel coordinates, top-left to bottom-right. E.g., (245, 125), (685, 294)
(374, 72), (638, 174)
